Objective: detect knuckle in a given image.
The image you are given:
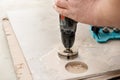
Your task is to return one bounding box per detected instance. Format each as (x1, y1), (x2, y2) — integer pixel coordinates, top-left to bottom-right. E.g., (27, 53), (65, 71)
(56, 0), (61, 5)
(61, 10), (68, 17)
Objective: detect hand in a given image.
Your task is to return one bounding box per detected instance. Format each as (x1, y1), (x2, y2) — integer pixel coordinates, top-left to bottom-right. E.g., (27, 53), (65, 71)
(54, 0), (120, 27)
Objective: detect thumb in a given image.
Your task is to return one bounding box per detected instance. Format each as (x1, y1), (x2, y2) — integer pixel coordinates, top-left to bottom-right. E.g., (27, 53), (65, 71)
(55, 0), (69, 9)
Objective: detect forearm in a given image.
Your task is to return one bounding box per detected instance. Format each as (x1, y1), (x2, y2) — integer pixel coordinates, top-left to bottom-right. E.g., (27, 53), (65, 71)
(54, 0), (120, 27)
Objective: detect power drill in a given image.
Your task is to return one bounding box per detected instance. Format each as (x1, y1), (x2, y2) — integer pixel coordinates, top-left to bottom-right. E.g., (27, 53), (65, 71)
(58, 15), (78, 59)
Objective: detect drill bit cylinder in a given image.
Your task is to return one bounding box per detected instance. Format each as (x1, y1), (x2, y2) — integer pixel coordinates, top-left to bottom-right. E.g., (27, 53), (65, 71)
(58, 15), (78, 60)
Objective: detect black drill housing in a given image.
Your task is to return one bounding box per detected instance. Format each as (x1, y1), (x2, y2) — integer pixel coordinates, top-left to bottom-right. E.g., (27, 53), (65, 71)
(59, 15), (77, 49)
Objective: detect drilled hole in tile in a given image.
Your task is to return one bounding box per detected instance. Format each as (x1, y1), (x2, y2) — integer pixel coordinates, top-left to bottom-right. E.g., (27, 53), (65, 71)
(65, 61), (88, 74)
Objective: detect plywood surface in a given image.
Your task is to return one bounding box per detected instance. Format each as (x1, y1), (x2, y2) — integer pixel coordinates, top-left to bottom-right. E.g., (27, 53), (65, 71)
(7, 1), (120, 79)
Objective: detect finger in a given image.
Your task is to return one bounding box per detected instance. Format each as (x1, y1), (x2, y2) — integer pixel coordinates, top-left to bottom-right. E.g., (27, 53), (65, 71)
(55, 0), (69, 9)
(54, 5), (69, 16)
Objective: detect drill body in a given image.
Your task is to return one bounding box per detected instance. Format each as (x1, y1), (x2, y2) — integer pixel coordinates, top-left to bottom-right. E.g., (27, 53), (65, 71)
(59, 15), (77, 54)
(58, 15), (78, 59)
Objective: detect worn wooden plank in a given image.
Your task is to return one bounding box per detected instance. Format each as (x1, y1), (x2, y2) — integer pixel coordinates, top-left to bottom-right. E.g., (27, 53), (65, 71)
(2, 18), (33, 80)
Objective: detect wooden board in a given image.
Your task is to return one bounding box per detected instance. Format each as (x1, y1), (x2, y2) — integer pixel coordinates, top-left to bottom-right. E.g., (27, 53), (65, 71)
(7, 7), (120, 80)
(2, 18), (33, 80)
